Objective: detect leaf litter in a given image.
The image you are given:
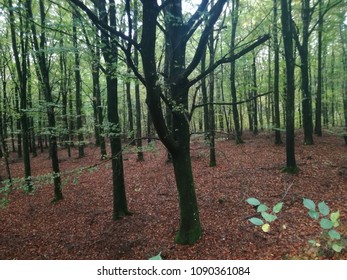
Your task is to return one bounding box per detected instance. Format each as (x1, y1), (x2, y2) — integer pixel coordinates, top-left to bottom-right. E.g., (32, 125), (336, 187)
(0, 130), (346, 260)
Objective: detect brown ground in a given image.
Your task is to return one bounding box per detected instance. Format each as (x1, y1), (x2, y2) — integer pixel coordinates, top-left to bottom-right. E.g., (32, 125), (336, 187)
(0, 130), (346, 260)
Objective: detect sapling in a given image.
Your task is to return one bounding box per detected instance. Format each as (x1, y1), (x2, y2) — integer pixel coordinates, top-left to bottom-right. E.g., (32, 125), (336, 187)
(303, 198), (346, 254)
(246, 198), (283, 232)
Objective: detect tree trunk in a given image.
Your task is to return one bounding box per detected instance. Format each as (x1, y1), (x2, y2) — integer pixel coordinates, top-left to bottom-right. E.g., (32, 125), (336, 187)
(73, 12), (85, 157)
(273, 0), (283, 144)
(295, 0), (314, 145)
(172, 146), (202, 244)
(28, 0), (63, 201)
(98, 0), (130, 219)
(252, 53), (258, 135)
(281, 0), (298, 173)
(315, 0), (323, 136)
(133, 1), (143, 161)
(230, 0), (243, 144)
(208, 14), (216, 167)
(8, 0), (32, 190)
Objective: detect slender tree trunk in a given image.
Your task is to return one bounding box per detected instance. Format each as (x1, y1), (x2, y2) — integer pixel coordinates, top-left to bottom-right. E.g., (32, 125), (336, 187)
(126, 67), (134, 144)
(8, 0), (32, 190)
(60, 37), (71, 156)
(295, 0), (314, 145)
(281, 0), (298, 173)
(208, 9), (216, 167)
(98, 0), (130, 219)
(230, 0), (243, 143)
(72, 12), (85, 157)
(201, 50), (209, 140)
(315, 0), (323, 136)
(273, 0), (283, 144)
(340, 23), (347, 144)
(134, 1), (143, 161)
(28, 0), (63, 201)
(330, 50), (336, 127)
(252, 53), (258, 135)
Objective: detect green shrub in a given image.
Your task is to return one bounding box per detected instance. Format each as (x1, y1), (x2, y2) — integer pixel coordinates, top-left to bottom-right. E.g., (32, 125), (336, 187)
(303, 198), (346, 254)
(246, 197), (283, 232)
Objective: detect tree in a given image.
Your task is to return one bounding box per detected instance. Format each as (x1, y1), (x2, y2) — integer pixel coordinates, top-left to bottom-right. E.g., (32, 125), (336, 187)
(280, 0), (298, 173)
(314, 0), (324, 136)
(273, 0), (283, 144)
(133, 0), (144, 161)
(27, 0), (63, 201)
(96, 0), (130, 219)
(292, 0), (314, 145)
(69, 0), (269, 244)
(7, 0), (32, 190)
(230, 0), (244, 144)
(72, 11), (85, 157)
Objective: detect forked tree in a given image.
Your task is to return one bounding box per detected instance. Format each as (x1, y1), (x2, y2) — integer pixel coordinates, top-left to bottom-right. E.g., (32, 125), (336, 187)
(70, 0), (269, 244)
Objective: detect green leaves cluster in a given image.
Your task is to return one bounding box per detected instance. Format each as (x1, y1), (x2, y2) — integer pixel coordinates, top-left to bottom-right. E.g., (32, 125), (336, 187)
(246, 197), (283, 232)
(303, 198), (345, 253)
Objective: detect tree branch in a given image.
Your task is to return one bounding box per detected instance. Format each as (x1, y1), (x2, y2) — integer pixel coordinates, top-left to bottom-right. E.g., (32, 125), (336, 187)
(188, 34), (270, 88)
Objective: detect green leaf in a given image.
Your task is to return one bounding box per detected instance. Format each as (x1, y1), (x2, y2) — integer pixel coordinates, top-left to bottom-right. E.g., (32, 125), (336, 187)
(261, 212), (277, 223)
(308, 240), (316, 245)
(328, 229), (341, 240)
(303, 198), (316, 211)
(330, 211), (340, 227)
(262, 223), (270, 232)
(72, 177), (79, 185)
(248, 217), (264, 226)
(246, 197), (261, 206)
(318, 201), (330, 216)
(320, 218), (333, 229)
(308, 210), (320, 220)
(273, 202), (283, 213)
(149, 252), (162, 260)
(332, 244), (343, 253)
(257, 204), (268, 212)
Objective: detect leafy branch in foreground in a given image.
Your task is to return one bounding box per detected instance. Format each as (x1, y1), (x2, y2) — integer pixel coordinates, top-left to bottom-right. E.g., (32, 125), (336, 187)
(246, 197), (283, 232)
(303, 198), (346, 254)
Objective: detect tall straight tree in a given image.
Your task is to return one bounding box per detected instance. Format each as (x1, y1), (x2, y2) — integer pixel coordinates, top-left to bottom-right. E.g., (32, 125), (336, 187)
(315, 0), (324, 136)
(72, 11), (85, 157)
(8, 0), (32, 190)
(293, 0), (314, 145)
(280, 0), (298, 173)
(208, 1), (216, 167)
(133, 0), (143, 161)
(273, 0), (283, 144)
(27, 0), (63, 201)
(230, 0), (243, 144)
(96, 0), (130, 219)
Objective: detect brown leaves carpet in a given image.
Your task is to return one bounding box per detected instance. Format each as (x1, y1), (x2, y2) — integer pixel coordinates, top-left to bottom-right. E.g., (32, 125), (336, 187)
(0, 131), (346, 260)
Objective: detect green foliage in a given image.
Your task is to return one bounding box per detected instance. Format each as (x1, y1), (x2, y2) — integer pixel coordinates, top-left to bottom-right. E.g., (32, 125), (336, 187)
(148, 252), (163, 260)
(246, 198), (283, 232)
(303, 198), (346, 255)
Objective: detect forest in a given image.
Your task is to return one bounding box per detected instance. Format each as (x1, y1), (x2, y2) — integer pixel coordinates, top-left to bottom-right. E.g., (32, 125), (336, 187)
(0, 0), (346, 260)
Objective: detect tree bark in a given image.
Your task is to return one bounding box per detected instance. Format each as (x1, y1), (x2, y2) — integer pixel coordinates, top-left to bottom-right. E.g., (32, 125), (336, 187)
(230, 0), (243, 144)
(273, 0), (283, 144)
(8, 0), (32, 190)
(97, 0), (130, 219)
(28, 0), (63, 201)
(280, 0), (298, 173)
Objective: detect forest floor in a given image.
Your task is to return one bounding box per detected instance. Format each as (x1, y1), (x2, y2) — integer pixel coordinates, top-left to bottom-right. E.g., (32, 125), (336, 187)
(0, 130), (346, 260)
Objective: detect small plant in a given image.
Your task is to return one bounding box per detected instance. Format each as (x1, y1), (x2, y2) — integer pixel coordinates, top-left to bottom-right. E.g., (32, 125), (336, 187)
(303, 198), (346, 254)
(246, 197), (283, 232)
(148, 252), (162, 260)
